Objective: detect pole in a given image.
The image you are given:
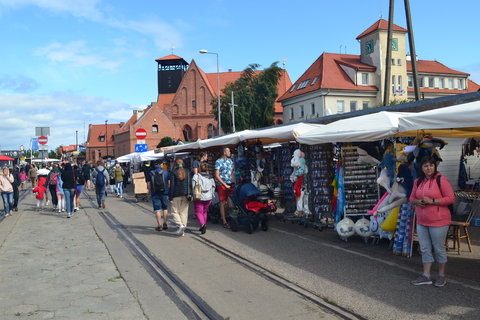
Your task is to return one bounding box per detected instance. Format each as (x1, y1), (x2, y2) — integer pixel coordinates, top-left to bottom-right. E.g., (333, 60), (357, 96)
(105, 120), (108, 160)
(404, 0), (420, 101)
(383, 0), (395, 106)
(216, 53), (222, 136)
(229, 91), (237, 133)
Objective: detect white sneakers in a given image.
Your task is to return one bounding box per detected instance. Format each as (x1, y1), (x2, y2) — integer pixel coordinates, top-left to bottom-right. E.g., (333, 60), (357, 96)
(176, 225), (186, 236)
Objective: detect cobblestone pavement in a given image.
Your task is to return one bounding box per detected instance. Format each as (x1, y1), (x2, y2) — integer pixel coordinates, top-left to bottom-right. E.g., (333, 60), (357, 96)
(0, 191), (147, 320)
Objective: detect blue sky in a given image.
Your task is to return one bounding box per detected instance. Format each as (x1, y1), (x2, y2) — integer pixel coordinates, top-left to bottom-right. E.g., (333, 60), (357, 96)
(0, 0), (479, 151)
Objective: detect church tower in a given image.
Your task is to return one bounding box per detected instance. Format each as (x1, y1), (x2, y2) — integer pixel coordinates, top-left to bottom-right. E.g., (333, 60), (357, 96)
(356, 19), (408, 104)
(155, 54), (189, 94)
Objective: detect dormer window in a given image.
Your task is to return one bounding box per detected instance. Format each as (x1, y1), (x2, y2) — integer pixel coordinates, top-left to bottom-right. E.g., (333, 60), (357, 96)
(99, 136), (105, 142)
(311, 76), (319, 86)
(289, 84), (297, 92)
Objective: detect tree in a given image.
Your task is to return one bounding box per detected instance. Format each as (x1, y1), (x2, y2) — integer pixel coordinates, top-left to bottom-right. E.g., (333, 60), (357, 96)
(157, 137), (174, 148)
(212, 62), (283, 133)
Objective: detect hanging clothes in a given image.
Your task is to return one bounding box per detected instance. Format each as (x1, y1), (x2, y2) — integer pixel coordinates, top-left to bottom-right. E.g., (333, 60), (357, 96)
(393, 203), (415, 257)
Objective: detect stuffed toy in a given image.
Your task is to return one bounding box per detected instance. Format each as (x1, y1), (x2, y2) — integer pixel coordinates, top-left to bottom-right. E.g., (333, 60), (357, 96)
(377, 143), (396, 187)
(357, 147), (380, 166)
(337, 218), (355, 239)
(376, 168), (392, 193)
(354, 218), (372, 238)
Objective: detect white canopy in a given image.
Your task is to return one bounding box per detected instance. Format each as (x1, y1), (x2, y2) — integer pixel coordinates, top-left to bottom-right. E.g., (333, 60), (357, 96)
(116, 150), (165, 163)
(295, 111), (412, 145)
(397, 100), (480, 138)
(238, 122), (324, 144)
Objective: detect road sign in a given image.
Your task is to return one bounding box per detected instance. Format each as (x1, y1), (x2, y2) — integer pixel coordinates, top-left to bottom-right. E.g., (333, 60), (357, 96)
(31, 138), (39, 151)
(19, 145), (24, 151)
(38, 136), (48, 145)
(78, 145), (86, 152)
(135, 144), (148, 153)
(135, 128), (147, 140)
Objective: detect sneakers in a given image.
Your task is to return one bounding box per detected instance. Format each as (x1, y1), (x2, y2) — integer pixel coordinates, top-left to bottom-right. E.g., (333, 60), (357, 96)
(155, 226), (162, 232)
(411, 274), (432, 286)
(162, 223), (168, 230)
(434, 275), (447, 287)
(176, 225), (185, 236)
(201, 224), (207, 235)
(67, 212), (71, 218)
(46, 200), (50, 206)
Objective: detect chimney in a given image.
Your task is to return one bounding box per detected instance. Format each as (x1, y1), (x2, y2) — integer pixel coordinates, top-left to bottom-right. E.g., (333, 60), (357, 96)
(228, 69), (232, 72)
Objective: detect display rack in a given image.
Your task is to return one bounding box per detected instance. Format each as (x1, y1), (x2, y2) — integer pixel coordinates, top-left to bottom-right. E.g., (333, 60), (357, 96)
(341, 146), (379, 217)
(305, 144), (335, 229)
(272, 143), (296, 216)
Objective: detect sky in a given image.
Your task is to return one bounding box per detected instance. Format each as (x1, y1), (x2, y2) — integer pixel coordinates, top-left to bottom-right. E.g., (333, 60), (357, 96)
(0, 0), (479, 151)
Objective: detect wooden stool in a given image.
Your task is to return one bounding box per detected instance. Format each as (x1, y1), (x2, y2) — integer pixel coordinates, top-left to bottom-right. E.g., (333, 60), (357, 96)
(445, 221), (472, 254)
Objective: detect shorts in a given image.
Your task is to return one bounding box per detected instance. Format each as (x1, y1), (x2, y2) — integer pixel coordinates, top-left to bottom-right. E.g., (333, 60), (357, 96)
(152, 193), (169, 211)
(217, 184), (233, 201)
(75, 185), (83, 195)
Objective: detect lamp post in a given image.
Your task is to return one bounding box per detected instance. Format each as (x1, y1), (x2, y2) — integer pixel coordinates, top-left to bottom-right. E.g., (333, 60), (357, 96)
(199, 49), (222, 135)
(105, 120), (108, 160)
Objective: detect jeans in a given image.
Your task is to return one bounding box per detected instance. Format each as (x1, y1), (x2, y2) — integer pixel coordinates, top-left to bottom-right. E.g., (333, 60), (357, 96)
(194, 200), (211, 226)
(49, 184), (58, 206)
(416, 224), (449, 264)
(115, 181), (123, 196)
(95, 185), (106, 207)
(64, 188), (75, 214)
(1, 192), (14, 215)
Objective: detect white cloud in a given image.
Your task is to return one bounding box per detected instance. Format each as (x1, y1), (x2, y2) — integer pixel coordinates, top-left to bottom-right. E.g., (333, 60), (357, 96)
(0, 91), (133, 149)
(0, 74), (39, 93)
(0, 0), (103, 21)
(35, 40), (122, 70)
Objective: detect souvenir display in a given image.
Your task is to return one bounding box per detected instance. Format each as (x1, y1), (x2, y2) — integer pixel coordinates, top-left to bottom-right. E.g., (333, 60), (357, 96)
(336, 217), (355, 239)
(341, 146), (379, 217)
(305, 144), (335, 229)
(272, 143), (296, 214)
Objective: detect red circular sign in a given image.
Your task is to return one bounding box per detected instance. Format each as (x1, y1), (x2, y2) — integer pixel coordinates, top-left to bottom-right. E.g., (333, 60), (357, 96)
(135, 128), (147, 139)
(38, 136), (48, 145)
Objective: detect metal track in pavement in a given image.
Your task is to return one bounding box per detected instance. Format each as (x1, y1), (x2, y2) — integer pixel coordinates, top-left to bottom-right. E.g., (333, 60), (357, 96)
(119, 193), (367, 320)
(85, 193), (224, 320)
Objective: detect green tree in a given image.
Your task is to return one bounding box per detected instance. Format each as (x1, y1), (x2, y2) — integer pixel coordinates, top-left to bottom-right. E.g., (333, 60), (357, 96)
(212, 62), (283, 133)
(158, 136), (174, 148)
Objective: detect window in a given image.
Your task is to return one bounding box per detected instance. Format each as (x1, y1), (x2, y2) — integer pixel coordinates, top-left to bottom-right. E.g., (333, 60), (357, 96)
(152, 124), (158, 133)
(289, 108), (294, 120)
(397, 59), (402, 66)
(448, 78), (454, 89)
(99, 136), (105, 142)
(392, 75), (396, 94)
(458, 79), (464, 90)
(207, 124), (215, 138)
(311, 76), (319, 86)
(350, 101), (357, 112)
(361, 73), (369, 85)
(192, 100), (196, 108)
(428, 77), (434, 88)
(289, 84), (297, 92)
(311, 103), (315, 115)
(419, 77), (425, 88)
(182, 125), (192, 142)
(362, 101), (370, 109)
(299, 105), (304, 118)
(337, 100), (345, 113)
(391, 59), (395, 66)
(297, 79), (311, 90)
(439, 78), (445, 89)
(398, 75), (402, 92)
(408, 76), (413, 88)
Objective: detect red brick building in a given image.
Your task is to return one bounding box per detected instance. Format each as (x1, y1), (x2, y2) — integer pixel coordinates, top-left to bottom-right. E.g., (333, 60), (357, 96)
(102, 54), (292, 157)
(86, 123), (121, 162)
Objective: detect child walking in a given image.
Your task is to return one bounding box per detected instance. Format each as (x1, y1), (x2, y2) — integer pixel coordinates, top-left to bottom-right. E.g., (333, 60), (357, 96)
(32, 184), (46, 211)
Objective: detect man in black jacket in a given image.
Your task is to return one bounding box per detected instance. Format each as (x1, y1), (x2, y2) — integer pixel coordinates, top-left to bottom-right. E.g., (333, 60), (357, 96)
(12, 165), (21, 211)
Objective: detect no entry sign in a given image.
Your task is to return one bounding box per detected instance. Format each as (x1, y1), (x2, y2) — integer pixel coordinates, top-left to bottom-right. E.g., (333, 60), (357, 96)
(135, 128), (147, 140)
(38, 136), (48, 145)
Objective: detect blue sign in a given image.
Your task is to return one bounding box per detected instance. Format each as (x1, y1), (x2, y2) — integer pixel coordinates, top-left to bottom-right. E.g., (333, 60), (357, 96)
(135, 144), (148, 152)
(31, 138), (39, 151)
(78, 145), (86, 152)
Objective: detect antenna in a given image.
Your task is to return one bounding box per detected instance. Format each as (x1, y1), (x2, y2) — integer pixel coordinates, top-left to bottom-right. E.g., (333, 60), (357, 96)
(171, 46), (176, 54)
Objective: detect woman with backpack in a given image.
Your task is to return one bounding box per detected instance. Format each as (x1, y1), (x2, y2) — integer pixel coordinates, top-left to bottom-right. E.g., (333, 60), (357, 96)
(47, 164), (61, 211)
(410, 156), (455, 287)
(61, 162), (76, 218)
(192, 163), (216, 234)
(169, 159), (192, 236)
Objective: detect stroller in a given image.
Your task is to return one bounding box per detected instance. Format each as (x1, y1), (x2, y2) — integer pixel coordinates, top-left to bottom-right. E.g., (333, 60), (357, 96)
(229, 183), (275, 234)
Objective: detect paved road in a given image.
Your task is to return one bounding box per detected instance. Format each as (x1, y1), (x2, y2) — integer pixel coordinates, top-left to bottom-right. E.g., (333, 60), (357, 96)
(1, 186), (480, 319)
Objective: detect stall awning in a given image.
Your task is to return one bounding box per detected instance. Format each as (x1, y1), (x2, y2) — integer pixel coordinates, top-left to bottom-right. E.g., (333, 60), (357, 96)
(397, 100), (480, 138)
(295, 111), (412, 144)
(239, 123), (324, 145)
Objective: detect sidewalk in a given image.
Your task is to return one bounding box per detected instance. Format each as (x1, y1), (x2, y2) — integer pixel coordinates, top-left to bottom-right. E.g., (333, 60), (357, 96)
(0, 190), (147, 320)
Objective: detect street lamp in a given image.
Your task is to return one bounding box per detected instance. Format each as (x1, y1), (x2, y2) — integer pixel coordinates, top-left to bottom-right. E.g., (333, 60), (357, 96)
(105, 120), (108, 160)
(199, 49), (222, 135)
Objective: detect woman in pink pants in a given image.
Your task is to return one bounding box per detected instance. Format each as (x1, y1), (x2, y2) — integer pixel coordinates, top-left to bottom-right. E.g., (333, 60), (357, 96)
(192, 163), (216, 234)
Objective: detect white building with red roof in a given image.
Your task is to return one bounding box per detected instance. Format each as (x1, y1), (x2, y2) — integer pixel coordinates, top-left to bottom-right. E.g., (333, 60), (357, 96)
(279, 19), (480, 123)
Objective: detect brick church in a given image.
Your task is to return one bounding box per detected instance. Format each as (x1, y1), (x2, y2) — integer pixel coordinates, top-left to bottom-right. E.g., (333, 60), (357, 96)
(86, 54), (292, 161)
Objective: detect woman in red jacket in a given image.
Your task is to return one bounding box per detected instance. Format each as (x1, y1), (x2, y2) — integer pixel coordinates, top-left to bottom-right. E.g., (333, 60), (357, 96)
(409, 156), (455, 287)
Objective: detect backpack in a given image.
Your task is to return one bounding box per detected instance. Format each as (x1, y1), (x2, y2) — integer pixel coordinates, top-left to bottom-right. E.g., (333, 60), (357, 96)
(49, 172), (59, 186)
(435, 174), (454, 214)
(153, 170), (166, 193)
(193, 180), (202, 201)
(95, 168), (106, 186)
(77, 169), (86, 185)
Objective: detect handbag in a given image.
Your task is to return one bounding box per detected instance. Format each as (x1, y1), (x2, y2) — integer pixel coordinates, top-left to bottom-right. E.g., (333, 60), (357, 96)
(193, 182), (202, 201)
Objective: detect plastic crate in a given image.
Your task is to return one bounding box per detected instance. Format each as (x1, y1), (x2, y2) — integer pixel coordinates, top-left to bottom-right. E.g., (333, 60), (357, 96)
(471, 217), (480, 227)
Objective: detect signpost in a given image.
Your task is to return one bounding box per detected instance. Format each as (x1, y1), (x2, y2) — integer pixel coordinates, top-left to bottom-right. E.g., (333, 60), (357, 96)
(38, 136), (48, 145)
(135, 128), (147, 140)
(135, 128), (147, 152)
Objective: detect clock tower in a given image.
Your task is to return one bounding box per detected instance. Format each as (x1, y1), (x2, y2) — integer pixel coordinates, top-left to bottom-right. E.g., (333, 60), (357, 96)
(357, 19), (408, 105)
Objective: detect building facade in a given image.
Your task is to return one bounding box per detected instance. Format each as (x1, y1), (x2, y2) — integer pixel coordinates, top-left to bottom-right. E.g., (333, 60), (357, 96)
(279, 19), (480, 124)
(86, 123), (121, 163)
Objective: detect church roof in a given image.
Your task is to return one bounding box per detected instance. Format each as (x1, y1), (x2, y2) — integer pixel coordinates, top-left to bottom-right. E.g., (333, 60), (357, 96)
(356, 19), (408, 40)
